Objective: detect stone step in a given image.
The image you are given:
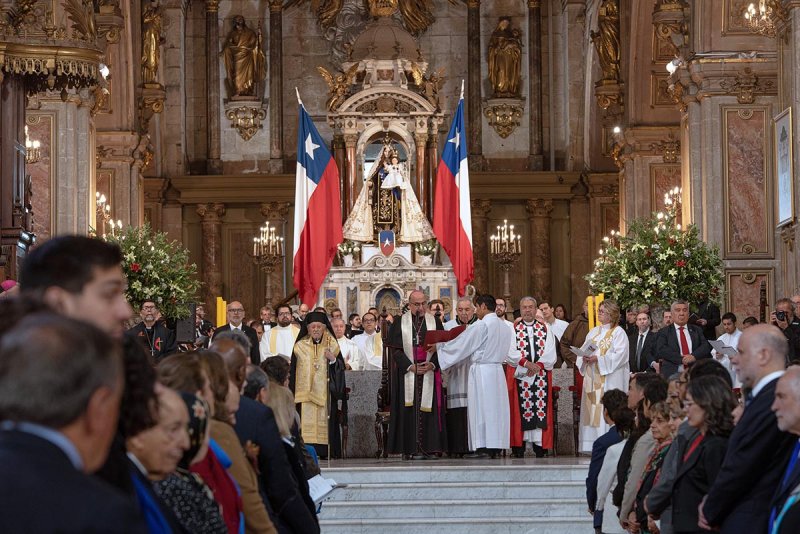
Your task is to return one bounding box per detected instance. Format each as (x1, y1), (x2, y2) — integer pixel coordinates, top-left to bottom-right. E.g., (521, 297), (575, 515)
(321, 464), (588, 484)
(319, 516), (592, 534)
(319, 498), (588, 519)
(327, 480), (586, 500)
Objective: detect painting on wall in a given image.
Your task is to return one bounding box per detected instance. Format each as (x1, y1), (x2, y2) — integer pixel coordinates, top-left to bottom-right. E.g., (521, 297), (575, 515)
(775, 108), (794, 227)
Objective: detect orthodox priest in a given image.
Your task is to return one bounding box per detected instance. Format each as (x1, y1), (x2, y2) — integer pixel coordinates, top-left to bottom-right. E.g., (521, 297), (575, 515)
(442, 296), (477, 456)
(289, 311), (347, 459)
(387, 289), (447, 459)
(437, 294), (512, 458)
(505, 296), (557, 458)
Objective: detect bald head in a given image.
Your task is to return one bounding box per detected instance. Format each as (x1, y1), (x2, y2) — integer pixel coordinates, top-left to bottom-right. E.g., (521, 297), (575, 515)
(226, 300), (245, 327)
(408, 290), (426, 317)
(210, 338), (248, 389)
(731, 323), (788, 390)
(772, 366), (800, 434)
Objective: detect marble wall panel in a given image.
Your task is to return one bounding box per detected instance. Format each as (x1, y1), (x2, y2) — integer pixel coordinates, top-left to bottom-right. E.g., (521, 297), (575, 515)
(722, 106), (772, 258)
(26, 113), (54, 240)
(223, 226), (261, 321)
(650, 163), (682, 214)
(726, 269), (774, 321)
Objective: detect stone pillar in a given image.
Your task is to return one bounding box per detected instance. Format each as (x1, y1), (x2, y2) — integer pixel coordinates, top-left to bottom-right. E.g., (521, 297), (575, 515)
(345, 134), (358, 212)
(427, 129), (439, 209)
(205, 0), (222, 174)
(268, 0), (284, 173)
(470, 199), (492, 293)
(332, 133), (346, 220)
(414, 132), (429, 218)
(197, 203), (226, 318)
(0, 74), (32, 280)
(528, 0), (544, 170)
(467, 0), (482, 170)
(569, 183), (591, 314)
(260, 201), (291, 304)
(526, 199), (553, 300)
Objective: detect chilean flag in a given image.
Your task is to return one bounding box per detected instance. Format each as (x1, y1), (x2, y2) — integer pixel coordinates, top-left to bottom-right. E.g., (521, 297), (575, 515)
(292, 96), (343, 306)
(433, 86), (473, 295)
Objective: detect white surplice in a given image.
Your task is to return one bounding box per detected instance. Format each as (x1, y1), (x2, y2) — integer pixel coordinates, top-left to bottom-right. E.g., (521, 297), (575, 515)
(577, 324), (630, 452)
(437, 313), (512, 450)
(712, 329), (742, 388)
(443, 318), (473, 409)
(351, 331), (383, 370)
(261, 324), (299, 361)
(337, 336), (365, 371)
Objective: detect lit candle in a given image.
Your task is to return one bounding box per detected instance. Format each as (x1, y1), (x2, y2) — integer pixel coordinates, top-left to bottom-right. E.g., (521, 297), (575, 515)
(253, 237), (257, 256)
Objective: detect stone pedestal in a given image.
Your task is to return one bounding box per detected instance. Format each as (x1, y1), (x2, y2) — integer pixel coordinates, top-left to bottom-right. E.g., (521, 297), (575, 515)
(527, 199), (553, 300)
(225, 100), (267, 141)
(483, 98), (525, 139)
(197, 203), (225, 318)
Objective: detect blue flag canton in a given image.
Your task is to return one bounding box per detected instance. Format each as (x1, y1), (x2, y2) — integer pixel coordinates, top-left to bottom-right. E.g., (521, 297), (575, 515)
(297, 107), (332, 185)
(440, 99), (467, 176)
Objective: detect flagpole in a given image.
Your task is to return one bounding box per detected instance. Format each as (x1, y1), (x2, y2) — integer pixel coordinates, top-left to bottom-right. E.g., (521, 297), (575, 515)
(295, 87), (303, 106)
(460, 79), (464, 100)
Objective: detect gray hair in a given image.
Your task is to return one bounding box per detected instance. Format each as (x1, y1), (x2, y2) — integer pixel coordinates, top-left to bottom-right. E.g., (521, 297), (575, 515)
(670, 299), (689, 311)
(520, 296), (537, 306)
(243, 364), (269, 400)
(0, 313), (122, 428)
(455, 296), (474, 308)
(213, 329), (252, 353)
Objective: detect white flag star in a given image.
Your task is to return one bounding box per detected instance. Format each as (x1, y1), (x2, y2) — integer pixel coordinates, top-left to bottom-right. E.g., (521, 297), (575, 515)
(448, 129), (460, 150)
(305, 133), (320, 160)
(384, 238), (391, 247)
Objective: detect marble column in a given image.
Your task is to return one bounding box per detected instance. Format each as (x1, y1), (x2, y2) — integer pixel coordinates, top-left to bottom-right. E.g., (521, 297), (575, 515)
(332, 133), (346, 220)
(260, 201), (290, 305)
(569, 184), (591, 314)
(414, 132), (429, 218)
(197, 203), (225, 318)
(427, 130), (439, 210)
(470, 199), (492, 293)
(527, 199), (553, 300)
(345, 134), (358, 212)
(528, 0), (544, 170)
(268, 0), (284, 173)
(467, 0), (482, 170)
(205, 0), (222, 174)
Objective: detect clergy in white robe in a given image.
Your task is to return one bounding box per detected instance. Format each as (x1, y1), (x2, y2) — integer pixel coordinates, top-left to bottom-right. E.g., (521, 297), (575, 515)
(576, 300), (630, 453)
(351, 312), (383, 370)
(442, 297), (478, 455)
(712, 313), (743, 388)
(332, 317), (366, 370)
(261, 306), (300, 361)
(437, 295), (513, 452)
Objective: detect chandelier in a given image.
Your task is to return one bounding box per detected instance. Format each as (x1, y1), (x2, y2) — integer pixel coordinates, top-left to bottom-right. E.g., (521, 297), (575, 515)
(24, 126), (41, 165)
(744, 0), (788, 38)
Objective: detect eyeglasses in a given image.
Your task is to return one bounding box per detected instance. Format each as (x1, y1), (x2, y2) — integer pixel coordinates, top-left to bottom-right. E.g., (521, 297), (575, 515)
(277, 311), (292, 317)
(363, 318), (376, 323)
(142, 305), (157, 311)
(228, 308), (244, 313)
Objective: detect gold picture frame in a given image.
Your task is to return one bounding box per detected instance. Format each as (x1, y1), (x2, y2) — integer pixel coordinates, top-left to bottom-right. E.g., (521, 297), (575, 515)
(775, 107), (794, 227)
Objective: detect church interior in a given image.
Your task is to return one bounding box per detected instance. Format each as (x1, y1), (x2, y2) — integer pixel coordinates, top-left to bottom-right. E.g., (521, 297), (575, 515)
(0, 0), (795, 322)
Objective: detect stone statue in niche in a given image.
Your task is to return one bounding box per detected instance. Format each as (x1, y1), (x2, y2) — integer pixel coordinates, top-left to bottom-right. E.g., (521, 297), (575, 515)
(591, 0), (621, 83)
(222, 16), (267, 99)
(488, 17), (522, 98)
(141, 1), (163, 85)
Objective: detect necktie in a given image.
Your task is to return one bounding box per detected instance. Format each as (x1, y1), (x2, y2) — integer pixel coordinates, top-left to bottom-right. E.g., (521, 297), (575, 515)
(636, 334), (645, 370)
(679, 326), (690, 355)
(744, 390), (754, 408)
(769, 440), (800, 531)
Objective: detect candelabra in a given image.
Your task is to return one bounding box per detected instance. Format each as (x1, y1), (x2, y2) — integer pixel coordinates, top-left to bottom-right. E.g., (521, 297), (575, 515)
(250, 221), (285, 306)
(95, 192), (123, 237)
(744, 0), (787, 38)
(24, 126), (41, 165)
(489, 219), (522, 309)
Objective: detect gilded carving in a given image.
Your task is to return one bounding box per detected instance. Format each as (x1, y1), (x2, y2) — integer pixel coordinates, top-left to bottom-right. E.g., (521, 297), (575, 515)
(484, 101), (524, 138)
(318, 64), (359, 111)
(6, 0), (38, 32)
(223, 16), (267, 99)
(591, 0), (620, 83)
(651, 134), (680, 163)
(488, 18), (522, 98)
(141, 1), (163, 85)
(64, 0), (97, 41)
(720, 68), (775, 105)
(286, 0), (437, 36)
(261, 201), (291, 221)
(225, 105), (267, 141)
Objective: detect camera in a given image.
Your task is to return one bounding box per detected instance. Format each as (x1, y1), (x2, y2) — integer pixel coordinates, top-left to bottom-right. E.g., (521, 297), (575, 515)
(776, 310), (787, 322)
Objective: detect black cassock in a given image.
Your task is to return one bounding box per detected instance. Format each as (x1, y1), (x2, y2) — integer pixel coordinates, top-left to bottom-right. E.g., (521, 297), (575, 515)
(386, 313), (447, 455)
(289, 350), (347, 459)
(126, 321), (177, 362)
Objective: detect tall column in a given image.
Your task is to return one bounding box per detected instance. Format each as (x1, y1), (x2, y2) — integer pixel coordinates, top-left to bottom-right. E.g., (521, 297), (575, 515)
(260, 201), (290, 304)
(414, 132), (429, 218)
(197, 203), (226, 319)
(345, 134), (358, 212)
(205, 0), (222, 174)
(268, 0), (284, 173)
(528, 0), (544, 170)
(427, 129), (439, 210)
(332, 133), (346, 220)
(527, 199), (553, 300)
(467, 0), (483, 169)
(470, 199), (492, 293)
(569, 186), (591, 314)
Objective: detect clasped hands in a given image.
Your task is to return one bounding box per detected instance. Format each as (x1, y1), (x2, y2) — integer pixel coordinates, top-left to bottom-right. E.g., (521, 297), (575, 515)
(409, 362), (435, 375)
(323, 348), (336, 362)
(523, 360), (542, 377)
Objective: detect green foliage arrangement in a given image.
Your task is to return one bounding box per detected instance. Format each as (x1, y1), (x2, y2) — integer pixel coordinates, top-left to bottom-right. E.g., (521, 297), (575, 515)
(586, 197), (724, 310)
(104, 223), (201, 319)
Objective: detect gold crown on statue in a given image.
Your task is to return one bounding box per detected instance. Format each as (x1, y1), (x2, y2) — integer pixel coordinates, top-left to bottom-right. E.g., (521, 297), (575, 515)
(381, 133), (399, 159)
(369, 0), (399, 18)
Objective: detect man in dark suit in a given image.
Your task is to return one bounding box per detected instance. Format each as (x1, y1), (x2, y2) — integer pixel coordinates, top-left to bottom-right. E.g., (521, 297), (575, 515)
(768, 366), (800, 532)
(629, 311), (656, 373)
(127, 299), (178, 361)
(654, 300), (712, 377)
(699, 324), (796, 533)
(695, 299), (721, 341)
(212, 300), (261, 364)
(0, 314), (147, 532)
